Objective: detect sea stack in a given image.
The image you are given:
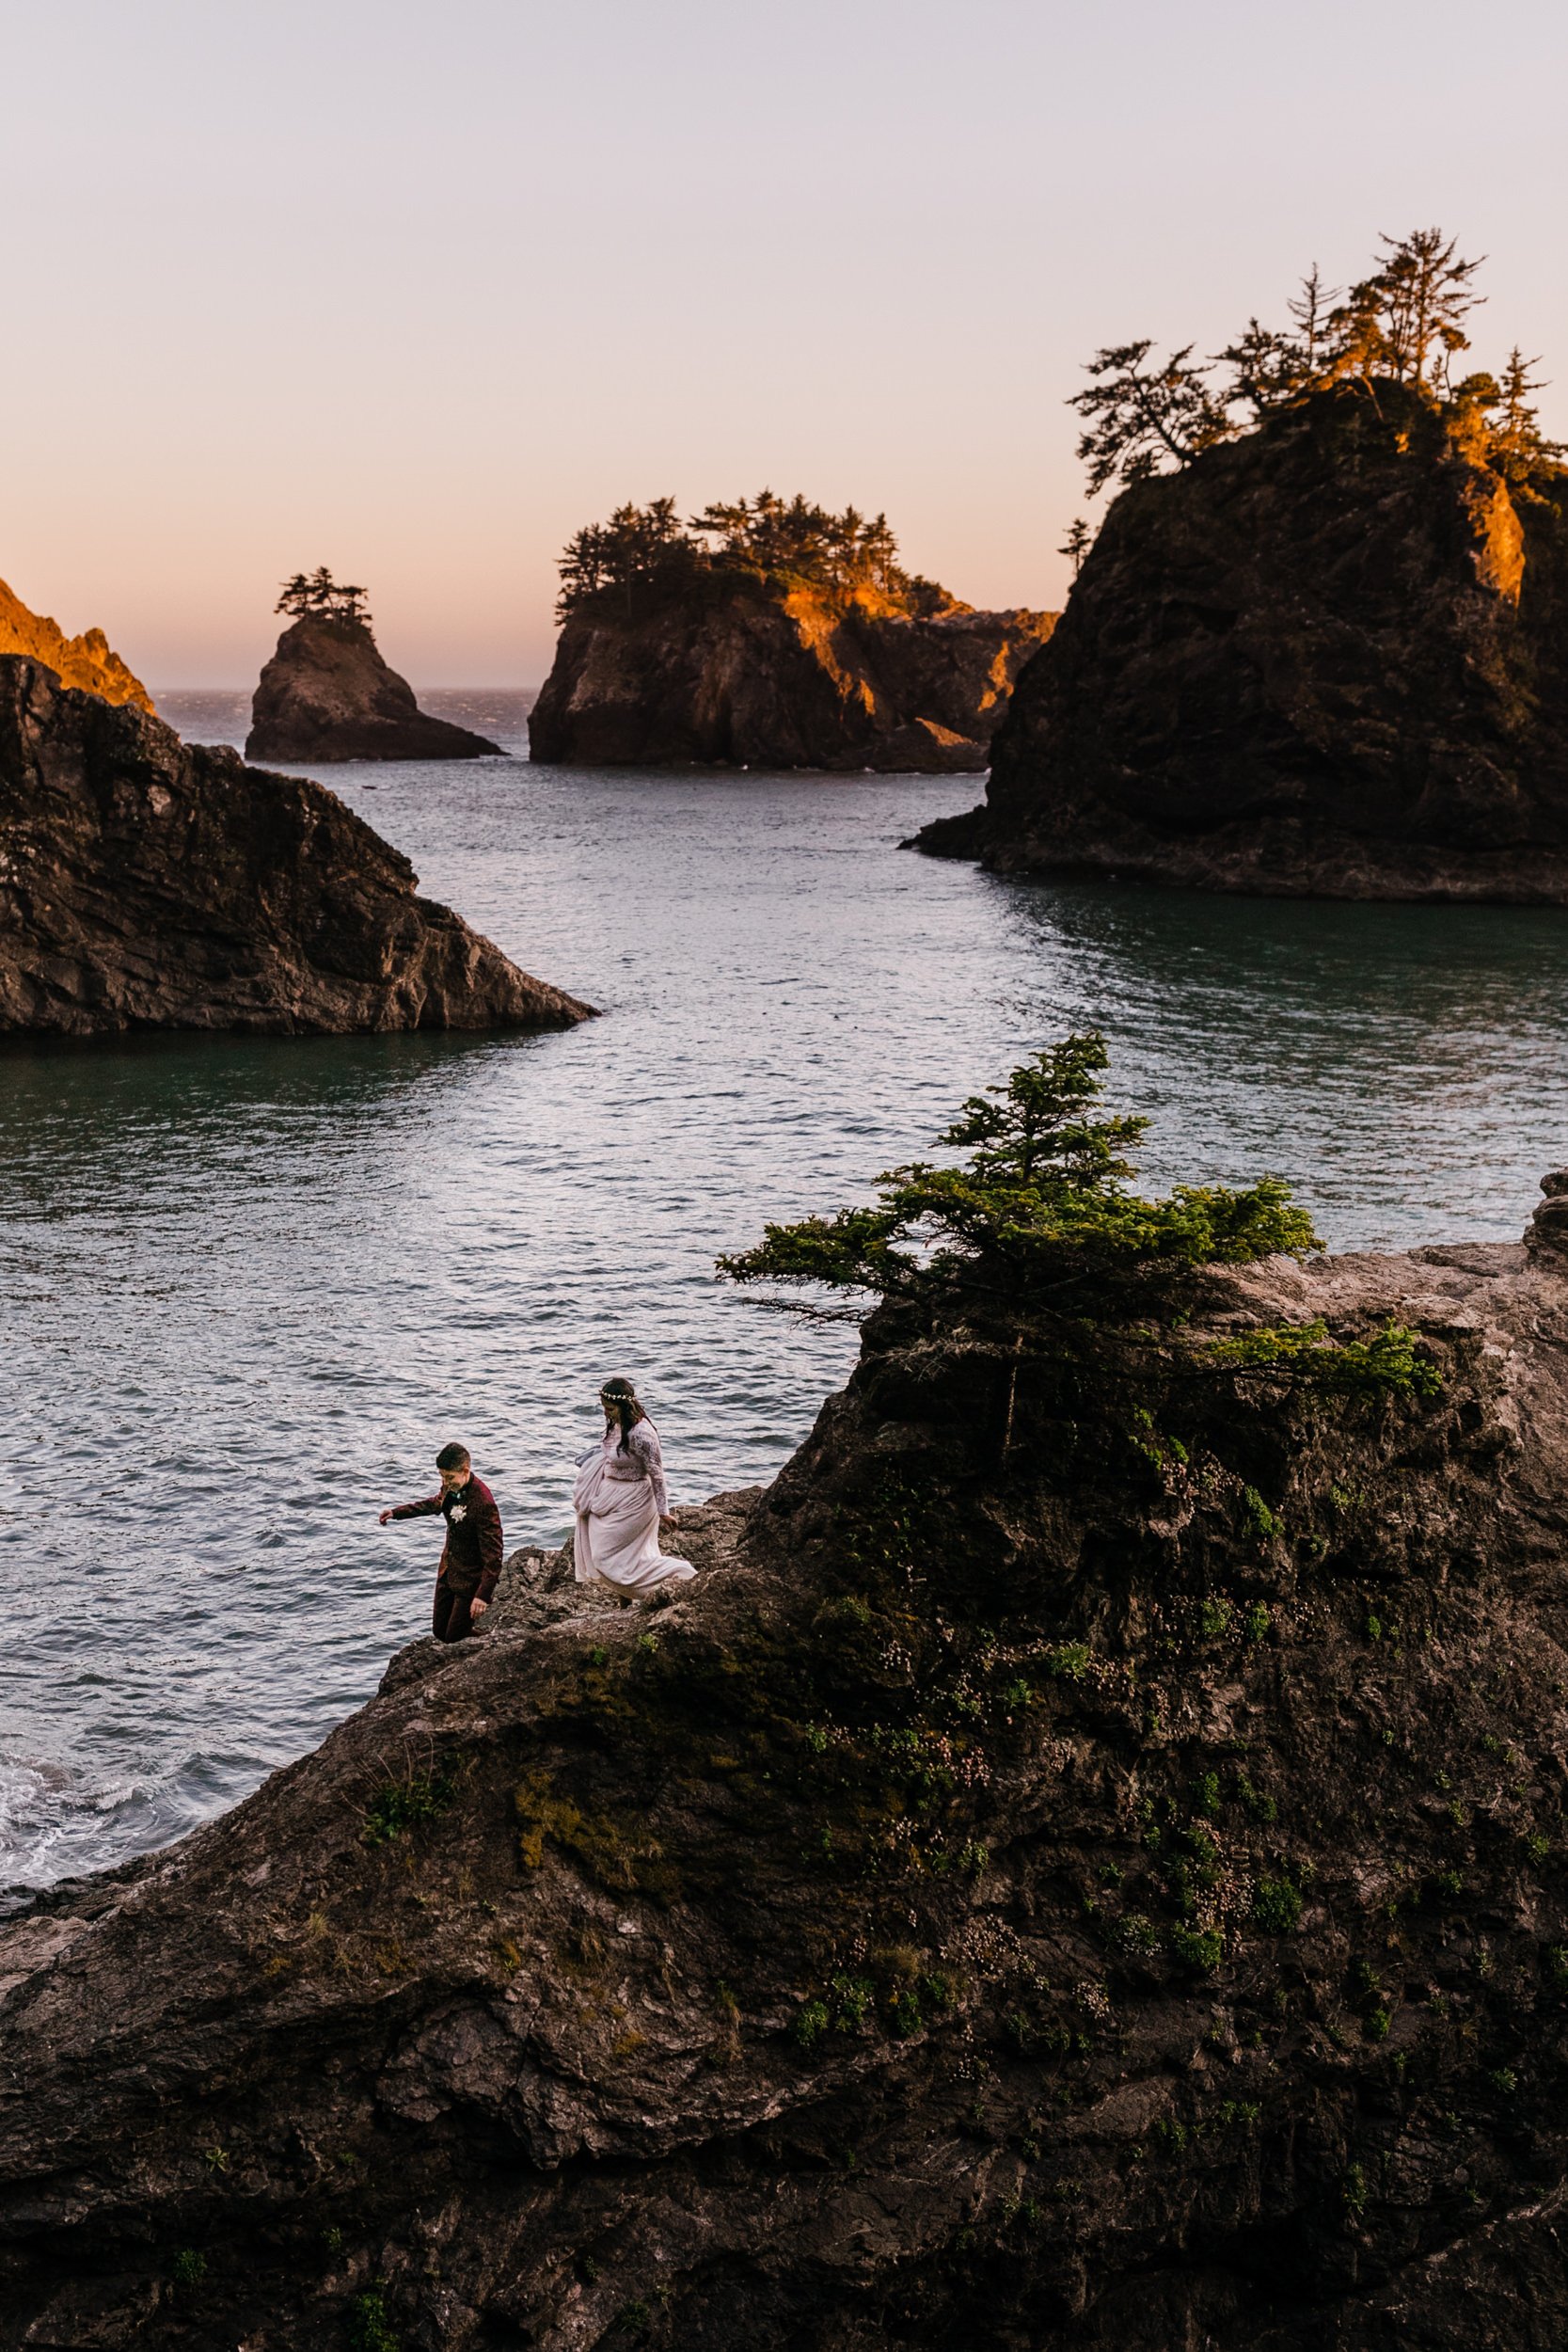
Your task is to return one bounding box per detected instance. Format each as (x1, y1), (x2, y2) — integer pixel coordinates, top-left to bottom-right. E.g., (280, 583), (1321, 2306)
(0, 574), (154, 712)
(4, 1171), (1568, 2344)
(246, 616), (502, 763)
(0, 658), (589, 1035)
(528, 493), (1055, 771)
(918, 381), (1568, 897)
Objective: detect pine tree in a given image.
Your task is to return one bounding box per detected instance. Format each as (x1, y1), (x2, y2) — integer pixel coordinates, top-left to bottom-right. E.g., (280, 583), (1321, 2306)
(1286, 265), (1338, 371)
(1214, 320), (1310, 417)
(555, 500), (700, 618)
(275, 567), (371, 627)
(1058, 518), (1092, 576)
(1487, 349), (1566, 480)
(1327, 229), (1484, 393)
(716, 1035), (1320, 1297)
(1069, 342), (1234, 498)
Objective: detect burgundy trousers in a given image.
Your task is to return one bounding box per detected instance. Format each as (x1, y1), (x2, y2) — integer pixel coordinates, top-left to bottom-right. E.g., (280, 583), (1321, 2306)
(433, 1580), (482, 1642)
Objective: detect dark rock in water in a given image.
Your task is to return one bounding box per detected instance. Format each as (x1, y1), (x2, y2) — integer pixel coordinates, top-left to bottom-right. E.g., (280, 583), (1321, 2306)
(529, 585), (1055, 771)
(919, 381), (1568, 898)
(0, 657), (591, 1036)
(0, 573), (154, 713)
(245, 616), (503, 763)
(7, 1195), (1568, 2344)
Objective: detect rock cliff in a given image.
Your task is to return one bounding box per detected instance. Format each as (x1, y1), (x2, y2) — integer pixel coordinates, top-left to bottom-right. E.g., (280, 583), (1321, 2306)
(0, 575), (153, 712)
(8, 1181), (1568, 2345)
(0, 658), (590, 1035)
(246, 618), (503, 763)
(919, 383), (1568, 896)
(528, 585), (1055, 771)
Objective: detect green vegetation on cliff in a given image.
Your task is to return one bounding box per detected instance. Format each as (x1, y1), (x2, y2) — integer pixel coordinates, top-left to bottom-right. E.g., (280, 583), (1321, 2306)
(1069, 227), (1563, 516)
(7, 1044), (1567, 2344)
(555, 489), (955, 621)
(720, 1034), (1319, 1295)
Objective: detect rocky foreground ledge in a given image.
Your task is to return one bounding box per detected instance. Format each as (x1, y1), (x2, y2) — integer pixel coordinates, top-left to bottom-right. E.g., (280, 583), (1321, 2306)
(8, 1192), (1568, 2345)
(0, 659), (588, 1035)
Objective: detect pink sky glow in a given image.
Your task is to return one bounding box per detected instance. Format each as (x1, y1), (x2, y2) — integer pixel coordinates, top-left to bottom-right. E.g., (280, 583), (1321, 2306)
(3, 0), (1566, 688)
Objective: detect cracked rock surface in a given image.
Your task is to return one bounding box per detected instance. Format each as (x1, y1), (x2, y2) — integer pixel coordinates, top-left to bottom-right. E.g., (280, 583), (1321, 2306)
(7, 1205), (1568, 2346)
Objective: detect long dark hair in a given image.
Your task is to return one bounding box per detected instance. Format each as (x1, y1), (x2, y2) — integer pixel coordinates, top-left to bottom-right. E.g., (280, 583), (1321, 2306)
(600, 1376), (643, 1454)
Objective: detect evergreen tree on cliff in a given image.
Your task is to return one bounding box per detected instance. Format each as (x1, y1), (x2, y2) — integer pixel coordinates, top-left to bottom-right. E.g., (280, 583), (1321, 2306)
(1068, 228), (1538, 496)
(276, 566), (372, 628)
(531, 491), (1053, 770)
(917, 227), (1568, 895)
(249, 570), (501, 762)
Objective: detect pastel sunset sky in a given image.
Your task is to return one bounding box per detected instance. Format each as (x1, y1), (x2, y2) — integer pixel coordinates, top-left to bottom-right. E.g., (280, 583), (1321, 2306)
(5, 0), (1566, 687)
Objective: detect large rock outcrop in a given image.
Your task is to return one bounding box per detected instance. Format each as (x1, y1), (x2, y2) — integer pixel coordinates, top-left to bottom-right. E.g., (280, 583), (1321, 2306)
(0, 576), (153, 712)
(920, 383), (1568, 897)
(8, 1184), (1568, 2345)
(528, 585), (1056, 771)
(0, 658), (590, 1035)
(246, 618), (502, 763)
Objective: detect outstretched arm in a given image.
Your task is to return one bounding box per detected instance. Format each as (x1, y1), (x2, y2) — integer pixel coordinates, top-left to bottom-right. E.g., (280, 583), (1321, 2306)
(378, 1492), (444, 1527)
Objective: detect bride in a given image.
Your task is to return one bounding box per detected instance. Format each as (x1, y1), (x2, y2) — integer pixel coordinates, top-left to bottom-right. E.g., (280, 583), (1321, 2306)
(573, 1377), (697, 1597)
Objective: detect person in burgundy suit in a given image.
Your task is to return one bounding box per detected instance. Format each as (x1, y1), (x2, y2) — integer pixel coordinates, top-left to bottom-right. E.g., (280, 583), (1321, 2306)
(379, 1441), (503, 1642)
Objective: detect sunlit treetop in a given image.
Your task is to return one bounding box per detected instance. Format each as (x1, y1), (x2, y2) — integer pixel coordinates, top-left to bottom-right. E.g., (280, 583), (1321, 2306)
(1069, 229), (1564, 504)
(554, 491), (954, 622)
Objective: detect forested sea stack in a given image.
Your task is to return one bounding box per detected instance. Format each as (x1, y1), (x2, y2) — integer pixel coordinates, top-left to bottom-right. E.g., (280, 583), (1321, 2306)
(246, 569), (501, 763)
(921, 231), (1568, 898)
(6, 1041), (1568, 2349)
(528, 493), (1054, 771)
(0, 659), (589, 1035)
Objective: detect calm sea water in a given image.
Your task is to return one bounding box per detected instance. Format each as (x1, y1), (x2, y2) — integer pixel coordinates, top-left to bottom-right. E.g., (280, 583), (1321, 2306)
(3, 688), (1566, 1907)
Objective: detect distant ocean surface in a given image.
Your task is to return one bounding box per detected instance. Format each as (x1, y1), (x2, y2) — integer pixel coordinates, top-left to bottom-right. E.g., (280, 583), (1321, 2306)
(4, 688), (1568, 1908)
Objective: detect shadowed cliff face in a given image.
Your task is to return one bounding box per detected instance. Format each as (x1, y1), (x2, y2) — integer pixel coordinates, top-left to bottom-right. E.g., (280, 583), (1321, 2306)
(0, 576), (153, 713)
(7, 1192), (1568, 2346)
(246, 619), (502, 764)
(0, 659), (591, 1035)
(921, 383), (1568, 898)
(528, 584), (1055, 771)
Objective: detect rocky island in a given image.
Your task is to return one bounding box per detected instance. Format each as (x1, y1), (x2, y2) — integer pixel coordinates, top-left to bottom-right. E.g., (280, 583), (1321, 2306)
(0, 658), (588, 1035)
(528, 493), (1054, 771)
(0, 574), (154, 713)
(921, 231), (1568, 898)
(4, 1040), (1568, 2349)
(246, 570), (502, 764)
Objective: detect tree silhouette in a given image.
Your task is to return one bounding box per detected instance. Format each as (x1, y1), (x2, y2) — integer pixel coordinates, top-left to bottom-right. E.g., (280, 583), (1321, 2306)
(556, 490), (944, 617)
(1477, 349), (1567, 480)
(1069, 342), (1234, 498)
(1215, 321), (1310, 418)
(1069, 230), (1560, 501)
(555, 499), (698, 617)
(1058, 518), (1092, 576)
(276, 567), (372, 628)
(1287, 264), (1338, 370)
(1362, 228), (1483, 391)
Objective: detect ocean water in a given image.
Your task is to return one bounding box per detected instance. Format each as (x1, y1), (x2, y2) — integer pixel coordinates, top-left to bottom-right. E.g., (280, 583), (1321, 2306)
(3, 687), (1567, 1907)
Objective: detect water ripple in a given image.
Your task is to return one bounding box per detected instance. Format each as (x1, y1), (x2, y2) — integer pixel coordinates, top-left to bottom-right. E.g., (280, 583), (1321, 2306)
(3, 695), (1567, 1902)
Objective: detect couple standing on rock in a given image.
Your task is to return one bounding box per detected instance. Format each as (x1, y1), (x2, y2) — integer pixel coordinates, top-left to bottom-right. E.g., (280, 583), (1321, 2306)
(379, 1377), (696, 1643)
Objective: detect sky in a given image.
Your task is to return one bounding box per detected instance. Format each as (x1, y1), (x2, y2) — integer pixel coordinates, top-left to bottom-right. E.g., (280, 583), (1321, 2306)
(3, 0), (1566, 688)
